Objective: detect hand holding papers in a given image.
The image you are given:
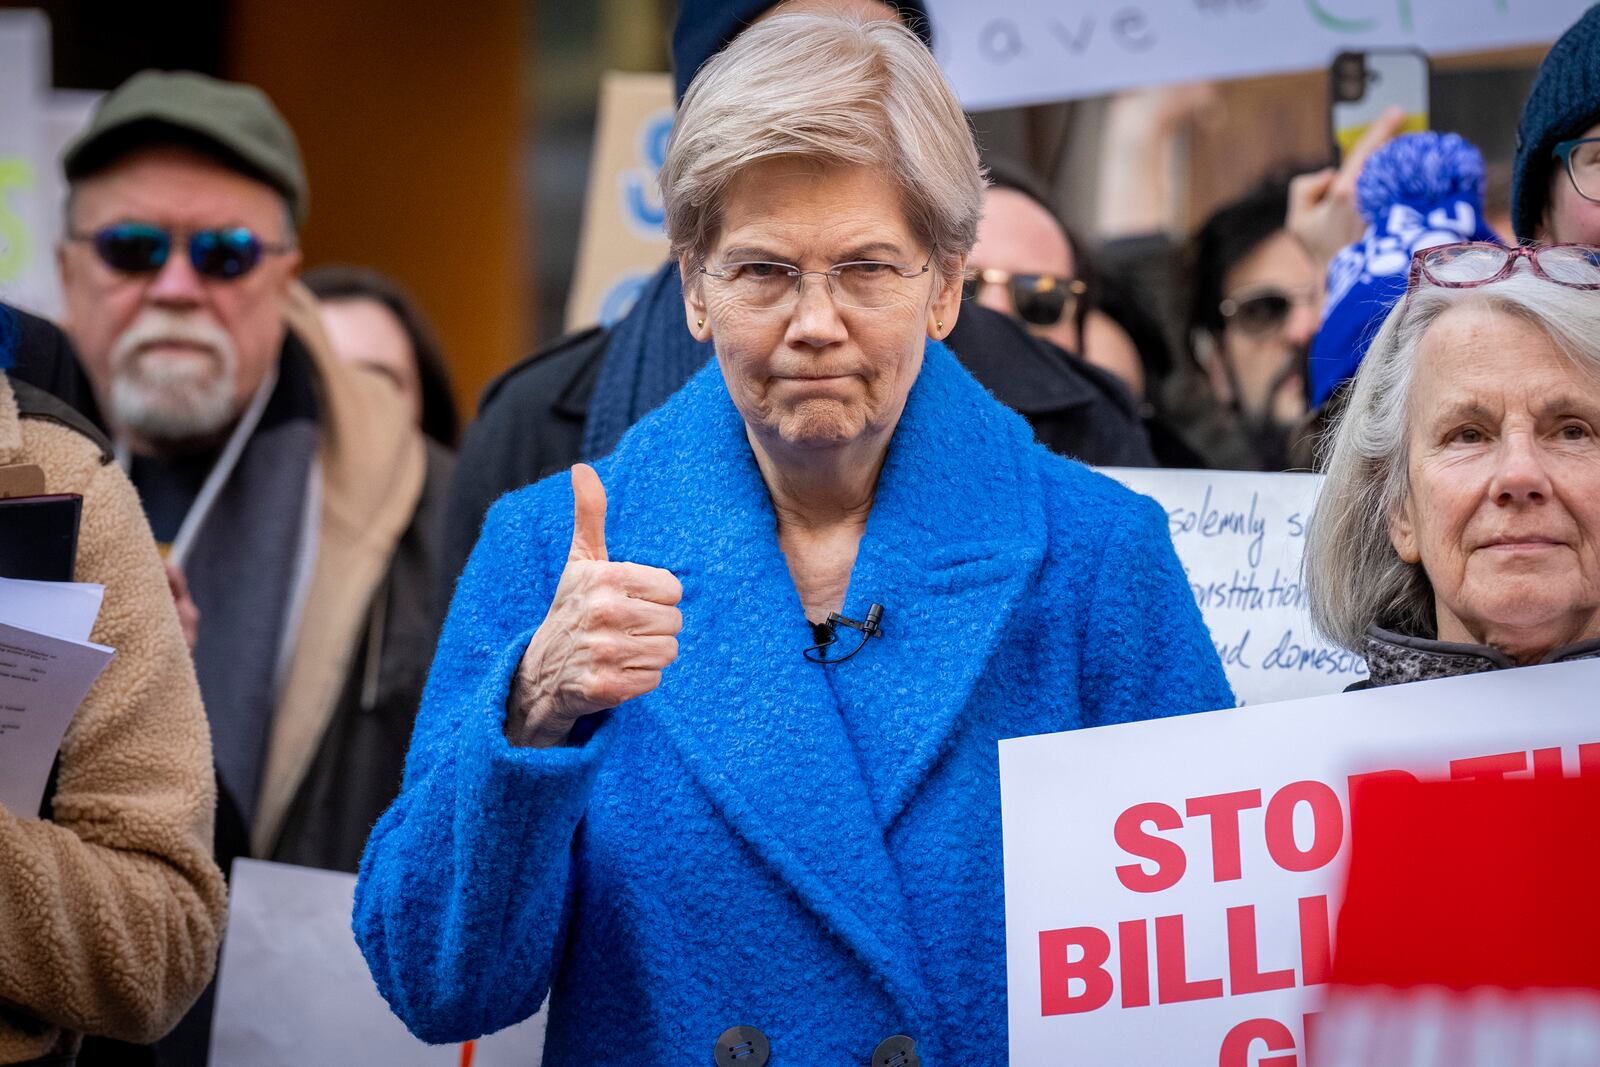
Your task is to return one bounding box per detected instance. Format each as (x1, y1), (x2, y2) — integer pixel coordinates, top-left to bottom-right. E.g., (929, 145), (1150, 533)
(0, 577), (114, 817)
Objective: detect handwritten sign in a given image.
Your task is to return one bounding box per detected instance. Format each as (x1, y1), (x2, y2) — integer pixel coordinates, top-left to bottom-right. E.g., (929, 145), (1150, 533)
(924, 0), (1592, 111)
(1105, 468), (1365, 704)
(999, 657), (1600, 1066)
(564, 72), (674, 332)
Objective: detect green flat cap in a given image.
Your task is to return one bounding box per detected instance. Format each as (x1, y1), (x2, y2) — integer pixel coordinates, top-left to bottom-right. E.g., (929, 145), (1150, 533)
(63, 70), (308, 226)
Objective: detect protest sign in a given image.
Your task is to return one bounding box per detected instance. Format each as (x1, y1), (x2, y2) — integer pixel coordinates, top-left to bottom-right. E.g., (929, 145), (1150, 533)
(564, 71), (673, 332)
(999, 657), (1600, 1065)
(0, 11), (52, 316)
(212, 860), (547, 1066)
(1106, 468), (1365, 704)
(0, 12), (98, 319)
(924, 0), (1590, 111)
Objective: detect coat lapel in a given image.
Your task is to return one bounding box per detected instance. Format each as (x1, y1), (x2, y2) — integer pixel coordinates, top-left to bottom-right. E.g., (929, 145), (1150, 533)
(605, 364), (927, 1024)
(601, 344), (1047, 1023)
(824, 343), (1047, 829)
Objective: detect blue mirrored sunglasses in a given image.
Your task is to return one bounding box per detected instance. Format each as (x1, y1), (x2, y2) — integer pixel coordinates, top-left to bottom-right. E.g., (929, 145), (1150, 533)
(70, 223), (292, 280)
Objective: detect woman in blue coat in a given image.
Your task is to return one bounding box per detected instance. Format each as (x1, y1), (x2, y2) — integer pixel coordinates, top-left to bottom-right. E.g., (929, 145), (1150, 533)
(354, 13), (1232, 1065)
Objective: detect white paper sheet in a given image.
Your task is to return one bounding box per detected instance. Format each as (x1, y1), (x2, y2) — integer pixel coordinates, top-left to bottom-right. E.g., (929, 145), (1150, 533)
(0, 577), (106, 642)
(213, 859), (547, 1066)
(0, 620), (113, 816)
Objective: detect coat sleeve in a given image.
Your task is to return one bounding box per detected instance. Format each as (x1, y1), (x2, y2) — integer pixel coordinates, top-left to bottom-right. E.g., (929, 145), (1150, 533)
(353, 485), (609, 1044)
(0, 454), (226, 1047)
(1078, 491), (1235, 723)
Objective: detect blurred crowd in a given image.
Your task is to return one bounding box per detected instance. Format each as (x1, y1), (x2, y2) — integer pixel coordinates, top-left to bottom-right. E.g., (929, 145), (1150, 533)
(2, 0), (1599, 1064)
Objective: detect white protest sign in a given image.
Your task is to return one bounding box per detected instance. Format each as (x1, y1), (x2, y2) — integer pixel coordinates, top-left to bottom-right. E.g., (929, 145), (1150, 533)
(1105, 468), (1365, 705)
(564, 72), (674, 332)
(0, 13), (98, 320)
(0, 11), (52, 315)
(213, 860), (546, 1066)
(925, 0), (1591, 112)
(1000, 657), (1600, 1066)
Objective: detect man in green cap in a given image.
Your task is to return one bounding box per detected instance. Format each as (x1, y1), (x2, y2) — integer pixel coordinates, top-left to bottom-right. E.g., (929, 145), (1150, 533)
(55, 67), (450, 940)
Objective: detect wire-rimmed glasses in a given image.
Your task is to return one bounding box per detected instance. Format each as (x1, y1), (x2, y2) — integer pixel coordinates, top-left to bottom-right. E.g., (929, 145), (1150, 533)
(1407, 242), (1600, 292)
(698, 253), (932, 312)
(1553, 136), (1600, 204)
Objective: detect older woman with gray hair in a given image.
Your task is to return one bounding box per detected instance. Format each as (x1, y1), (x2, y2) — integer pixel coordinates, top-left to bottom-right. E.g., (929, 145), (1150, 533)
(1308, 241), (1600, 688)
(354, 14), (1229, 1065)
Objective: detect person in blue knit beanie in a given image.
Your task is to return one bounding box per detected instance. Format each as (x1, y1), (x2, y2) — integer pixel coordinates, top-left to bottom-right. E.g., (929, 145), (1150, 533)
(354, 14), (1231, 1066)
(1511, 3), (1600, 244)
(1307, 132), (1499, 412)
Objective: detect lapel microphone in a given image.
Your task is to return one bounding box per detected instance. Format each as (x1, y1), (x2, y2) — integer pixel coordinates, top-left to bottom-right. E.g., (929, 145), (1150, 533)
(803, 603), (885, 664)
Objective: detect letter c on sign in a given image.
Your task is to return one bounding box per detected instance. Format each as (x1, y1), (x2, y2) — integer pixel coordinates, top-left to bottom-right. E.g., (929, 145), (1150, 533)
(1219, 1018), (1297, 1067)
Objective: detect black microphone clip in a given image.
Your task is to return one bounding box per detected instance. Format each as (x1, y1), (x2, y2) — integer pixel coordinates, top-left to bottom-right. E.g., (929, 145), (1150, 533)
(827, 602), (885, 640)
(803, 603), (886, 663)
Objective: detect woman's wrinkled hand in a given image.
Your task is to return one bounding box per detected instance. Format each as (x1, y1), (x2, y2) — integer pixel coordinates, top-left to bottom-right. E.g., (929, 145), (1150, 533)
(507, 464), (683, 748)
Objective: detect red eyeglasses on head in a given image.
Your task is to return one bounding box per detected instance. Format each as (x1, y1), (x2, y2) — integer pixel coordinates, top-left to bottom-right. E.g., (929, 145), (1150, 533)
(1406, 241), (1600, 293)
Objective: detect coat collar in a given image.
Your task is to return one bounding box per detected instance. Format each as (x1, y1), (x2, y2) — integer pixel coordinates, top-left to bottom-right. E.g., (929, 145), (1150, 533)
(599, 342), (1047, 1020)
(254, 283), (427, 857)
(1363, 623), (1600, 688)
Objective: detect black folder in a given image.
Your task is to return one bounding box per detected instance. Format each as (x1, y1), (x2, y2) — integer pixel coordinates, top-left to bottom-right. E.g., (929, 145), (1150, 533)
(0, 493), (82, 582)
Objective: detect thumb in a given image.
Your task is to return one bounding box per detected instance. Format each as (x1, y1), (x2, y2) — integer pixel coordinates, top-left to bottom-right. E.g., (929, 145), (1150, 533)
(568, 463), (608, 563)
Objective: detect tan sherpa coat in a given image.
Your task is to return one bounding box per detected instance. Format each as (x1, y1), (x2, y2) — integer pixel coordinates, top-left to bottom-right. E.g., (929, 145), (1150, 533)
(0, 373), (227, 1063)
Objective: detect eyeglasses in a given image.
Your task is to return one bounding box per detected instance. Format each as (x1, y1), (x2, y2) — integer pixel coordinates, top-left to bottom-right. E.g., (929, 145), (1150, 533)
(698, 254), (931, 311)
(1218, 286), (1319, 337)
(68, 223), (294, 281)
(961, 267), (1086, 327)
(1407, 241), (1600, 291)
(1553, 137), (1600, 204)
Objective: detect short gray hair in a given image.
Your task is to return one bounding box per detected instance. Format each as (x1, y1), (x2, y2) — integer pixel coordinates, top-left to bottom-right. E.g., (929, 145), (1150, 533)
(661, 12), (983, 284)
(1306, 270), (1600, 650)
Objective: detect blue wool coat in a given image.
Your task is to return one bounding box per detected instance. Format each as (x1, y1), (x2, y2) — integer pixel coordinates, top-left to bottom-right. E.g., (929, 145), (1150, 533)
(354, 342), (1232, 1065)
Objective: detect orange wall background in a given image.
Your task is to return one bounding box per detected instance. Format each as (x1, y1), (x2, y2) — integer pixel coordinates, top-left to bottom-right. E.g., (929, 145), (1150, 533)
(229, 0), (530, 421)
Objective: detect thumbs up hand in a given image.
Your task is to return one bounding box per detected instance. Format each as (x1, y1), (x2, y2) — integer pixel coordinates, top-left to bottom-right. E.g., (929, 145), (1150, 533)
(507, 464), (683, 748)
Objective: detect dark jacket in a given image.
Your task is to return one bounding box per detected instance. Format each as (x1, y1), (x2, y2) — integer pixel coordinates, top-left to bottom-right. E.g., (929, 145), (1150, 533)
(268, 438), (453, 871)
(441, 305), (1155, 600)
(7, 303), (104, 427)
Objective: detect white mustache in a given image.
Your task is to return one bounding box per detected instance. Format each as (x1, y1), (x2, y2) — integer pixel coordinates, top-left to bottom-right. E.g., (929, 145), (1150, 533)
(110, 309), (237, 377)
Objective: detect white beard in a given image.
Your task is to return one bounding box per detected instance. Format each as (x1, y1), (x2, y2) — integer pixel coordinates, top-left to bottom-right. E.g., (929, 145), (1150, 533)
(106, 309), (241, 444)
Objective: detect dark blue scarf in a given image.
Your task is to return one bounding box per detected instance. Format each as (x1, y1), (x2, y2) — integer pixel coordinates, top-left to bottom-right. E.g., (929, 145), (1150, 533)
(581, 262), (712, 461)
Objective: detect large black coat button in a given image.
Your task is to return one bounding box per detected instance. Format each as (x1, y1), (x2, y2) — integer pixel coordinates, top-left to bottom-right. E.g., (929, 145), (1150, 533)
(872, 1034), (920, 1067)
(715, 1026), (771, 1066)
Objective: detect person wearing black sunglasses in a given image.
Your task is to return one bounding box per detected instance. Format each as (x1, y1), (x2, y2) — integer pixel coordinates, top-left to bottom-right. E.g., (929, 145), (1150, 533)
(1186, 178), (1320, 471)
(1511, 4), (1600, 247)
(53, 69), (454, 1067)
